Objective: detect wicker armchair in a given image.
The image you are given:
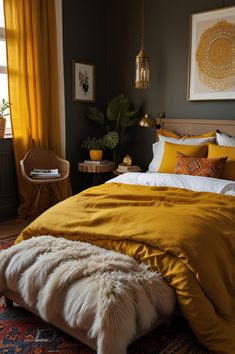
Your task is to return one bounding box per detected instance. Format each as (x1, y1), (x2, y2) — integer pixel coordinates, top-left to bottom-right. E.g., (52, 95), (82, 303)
(20, 147), (70, 217)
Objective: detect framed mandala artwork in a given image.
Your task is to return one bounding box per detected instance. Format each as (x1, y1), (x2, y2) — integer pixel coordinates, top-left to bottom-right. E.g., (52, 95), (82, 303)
(188, 6), (235, 101)
(73, 60), (95, 102)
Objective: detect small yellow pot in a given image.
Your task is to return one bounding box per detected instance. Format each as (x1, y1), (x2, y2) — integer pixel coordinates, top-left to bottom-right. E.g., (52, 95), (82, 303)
(89, 150), (103, 161)
(0, 116), (6, 139)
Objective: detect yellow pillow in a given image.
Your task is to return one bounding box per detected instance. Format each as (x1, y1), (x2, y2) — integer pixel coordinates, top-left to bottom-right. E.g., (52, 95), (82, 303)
(158, 128), (215, 139)
(158, 128), (181, 139)
(183, 131), (216, 139)
(207, 143), (235, 180)
(158, 142), (208, 173)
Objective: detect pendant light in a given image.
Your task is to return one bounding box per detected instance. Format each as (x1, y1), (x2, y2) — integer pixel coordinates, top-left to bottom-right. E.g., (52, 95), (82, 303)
(135, 0), (150, 89)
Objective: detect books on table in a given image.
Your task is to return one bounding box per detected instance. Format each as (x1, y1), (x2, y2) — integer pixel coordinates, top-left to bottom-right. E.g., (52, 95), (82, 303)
(83, 160), (109, 165)
(30, 168), (61, 178)
(116, 164), (141, 173)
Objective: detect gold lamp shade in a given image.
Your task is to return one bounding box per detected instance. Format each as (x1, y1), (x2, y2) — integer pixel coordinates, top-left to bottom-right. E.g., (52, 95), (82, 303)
(139, 112), (164, 128)
(139, 114), (155, 127)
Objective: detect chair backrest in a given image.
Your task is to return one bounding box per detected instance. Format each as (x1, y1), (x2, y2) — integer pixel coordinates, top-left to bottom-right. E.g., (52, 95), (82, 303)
(20, 147), (70, 181)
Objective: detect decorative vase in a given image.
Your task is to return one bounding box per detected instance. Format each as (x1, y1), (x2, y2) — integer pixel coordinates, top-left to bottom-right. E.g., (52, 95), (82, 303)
(0, 116), (6, 139)
(89, 150), (103, 161)
(123, 154), (132, 166)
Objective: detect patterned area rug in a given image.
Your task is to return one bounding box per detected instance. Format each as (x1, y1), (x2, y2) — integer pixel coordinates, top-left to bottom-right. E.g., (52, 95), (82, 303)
(0, 238), (208, 354)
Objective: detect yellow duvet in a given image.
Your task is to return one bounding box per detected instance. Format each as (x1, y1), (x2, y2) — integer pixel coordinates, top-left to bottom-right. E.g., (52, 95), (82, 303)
(17, 183), (235, 353)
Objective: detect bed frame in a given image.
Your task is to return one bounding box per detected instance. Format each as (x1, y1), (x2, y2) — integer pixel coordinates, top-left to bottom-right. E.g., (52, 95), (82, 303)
(156, 118), (235, 139)
(4, 290), (169, 351)
(5, 117), (235, 352)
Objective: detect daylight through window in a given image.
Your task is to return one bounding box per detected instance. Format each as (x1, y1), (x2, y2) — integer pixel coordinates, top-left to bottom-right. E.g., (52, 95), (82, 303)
(0, 0), (11, 136)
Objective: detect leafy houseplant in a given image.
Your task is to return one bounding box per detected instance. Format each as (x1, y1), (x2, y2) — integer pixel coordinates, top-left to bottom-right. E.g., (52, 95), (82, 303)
(82, 133), (119, 161)
(87, 94), (137, 163)
(82, 137), (106, 150)
(0, 99), (11, 139)
(82, 137), (105, 160)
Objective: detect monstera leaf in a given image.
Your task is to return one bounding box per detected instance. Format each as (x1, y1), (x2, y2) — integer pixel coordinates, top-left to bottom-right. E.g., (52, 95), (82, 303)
(103, 131), (119, 149)
(106, 94), (131, 121)
(87, 107), (105, 126)
(119, 112), (137, 129)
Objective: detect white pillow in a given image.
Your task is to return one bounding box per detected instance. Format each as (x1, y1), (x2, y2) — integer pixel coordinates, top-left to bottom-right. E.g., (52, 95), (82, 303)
(148, 135), (215, 172)
(216, 131), (235, 147)
(148, 142), (164, 172)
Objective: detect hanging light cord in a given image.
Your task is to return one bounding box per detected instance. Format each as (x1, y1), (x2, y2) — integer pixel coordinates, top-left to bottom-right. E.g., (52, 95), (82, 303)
(141, 0), (144, 49)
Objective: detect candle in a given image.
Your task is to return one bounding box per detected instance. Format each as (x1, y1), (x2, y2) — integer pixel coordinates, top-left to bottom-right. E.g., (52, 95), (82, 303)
(140, 68), (146, 81)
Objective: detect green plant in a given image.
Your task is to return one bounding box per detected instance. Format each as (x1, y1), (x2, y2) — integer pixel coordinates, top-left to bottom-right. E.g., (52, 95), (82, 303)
(87, 94), (137, 163)
(82, 132), (119, 152)
(82, 137), (105, 150)
(103, 131), (119, 149)
(0, 99), (11, 118)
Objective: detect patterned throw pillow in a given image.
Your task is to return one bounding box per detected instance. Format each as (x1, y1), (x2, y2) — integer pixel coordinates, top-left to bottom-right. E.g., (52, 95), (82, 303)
(174, 153), (228, 178)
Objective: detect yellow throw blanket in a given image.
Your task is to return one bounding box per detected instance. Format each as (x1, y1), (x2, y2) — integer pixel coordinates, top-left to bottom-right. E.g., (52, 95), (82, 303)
(17, 183), (235, 353)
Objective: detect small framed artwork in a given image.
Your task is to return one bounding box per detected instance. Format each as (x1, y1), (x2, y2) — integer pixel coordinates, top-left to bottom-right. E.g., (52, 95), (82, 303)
(188, 6), (235, 101)
(73, 60), (95, 102)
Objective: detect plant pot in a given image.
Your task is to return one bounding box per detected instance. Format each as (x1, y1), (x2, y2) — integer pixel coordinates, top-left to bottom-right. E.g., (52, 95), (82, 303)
(0, 116), (6, 139)
(89, 150), (103, 161)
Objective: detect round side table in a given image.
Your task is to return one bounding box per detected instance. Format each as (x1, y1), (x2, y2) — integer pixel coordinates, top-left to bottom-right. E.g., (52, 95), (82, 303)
(78, 161), (115, 188)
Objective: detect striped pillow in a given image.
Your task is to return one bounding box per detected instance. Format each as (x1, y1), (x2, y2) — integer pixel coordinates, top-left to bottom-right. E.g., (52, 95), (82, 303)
(174, 153), (227, 178)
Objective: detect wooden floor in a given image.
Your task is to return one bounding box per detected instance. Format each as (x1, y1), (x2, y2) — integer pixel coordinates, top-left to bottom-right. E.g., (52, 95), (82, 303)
(0, 218), (33, 239)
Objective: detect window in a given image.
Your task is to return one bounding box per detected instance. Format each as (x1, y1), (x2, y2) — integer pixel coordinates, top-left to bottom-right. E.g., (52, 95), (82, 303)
(0, 0), (11, 136)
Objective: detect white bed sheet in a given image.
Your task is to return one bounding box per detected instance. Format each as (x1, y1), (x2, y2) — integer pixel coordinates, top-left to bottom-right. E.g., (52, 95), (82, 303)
(107, 172), (235, 196)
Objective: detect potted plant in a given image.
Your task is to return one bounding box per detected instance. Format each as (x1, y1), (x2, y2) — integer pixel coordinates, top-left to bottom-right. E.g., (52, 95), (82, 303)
(82, 132), (119, 161)
(82, 137), (105, 161)
(0, 99), (11, 139)
(87, 94), (137, 163)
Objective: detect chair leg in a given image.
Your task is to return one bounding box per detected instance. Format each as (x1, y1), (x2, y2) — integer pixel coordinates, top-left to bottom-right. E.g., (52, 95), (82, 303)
(33, 185), (43, 213)
(45, 184), (58, 206)
(25, 182), (63, 217)
(45, 184), (52, 206)
(25, 184), (44, 218)
(50, 183), (63, 203)
(24, 185), (39, 219)
(54, 183), (62, 201)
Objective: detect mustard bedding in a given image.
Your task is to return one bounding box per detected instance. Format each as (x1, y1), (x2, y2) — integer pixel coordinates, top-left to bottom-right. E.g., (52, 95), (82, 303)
(16, 183), (235, 353)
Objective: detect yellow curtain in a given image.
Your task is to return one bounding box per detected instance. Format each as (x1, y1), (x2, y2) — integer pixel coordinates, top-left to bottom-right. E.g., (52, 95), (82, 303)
(4, 0), (71, 216)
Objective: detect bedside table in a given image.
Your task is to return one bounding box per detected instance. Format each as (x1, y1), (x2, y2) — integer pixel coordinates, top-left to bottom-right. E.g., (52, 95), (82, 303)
(78, 161), (115, 188)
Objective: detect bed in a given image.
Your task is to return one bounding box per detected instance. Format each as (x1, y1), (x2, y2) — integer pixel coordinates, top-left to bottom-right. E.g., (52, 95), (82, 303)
(1, 118), (235, 354)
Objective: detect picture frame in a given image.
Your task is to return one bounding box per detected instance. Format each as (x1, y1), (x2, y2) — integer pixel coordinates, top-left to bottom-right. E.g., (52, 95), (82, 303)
(72, 60), (95, 102)
(187, 6), (235, 101)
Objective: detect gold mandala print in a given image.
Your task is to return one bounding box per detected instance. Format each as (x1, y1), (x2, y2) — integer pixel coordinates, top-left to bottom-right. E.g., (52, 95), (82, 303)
(196, 20), (235, 91)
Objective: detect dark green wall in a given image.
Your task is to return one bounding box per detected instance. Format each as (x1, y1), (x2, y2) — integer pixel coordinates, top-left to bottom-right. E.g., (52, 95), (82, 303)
(107, 0), (235, 117)
(63, 0), (235, 187)
(62, 0), (107, 193)
(106, 0), (235, 169)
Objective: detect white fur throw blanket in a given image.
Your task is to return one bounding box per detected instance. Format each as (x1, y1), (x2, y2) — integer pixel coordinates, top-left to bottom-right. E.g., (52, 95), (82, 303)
(0, 236), (175, 354)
